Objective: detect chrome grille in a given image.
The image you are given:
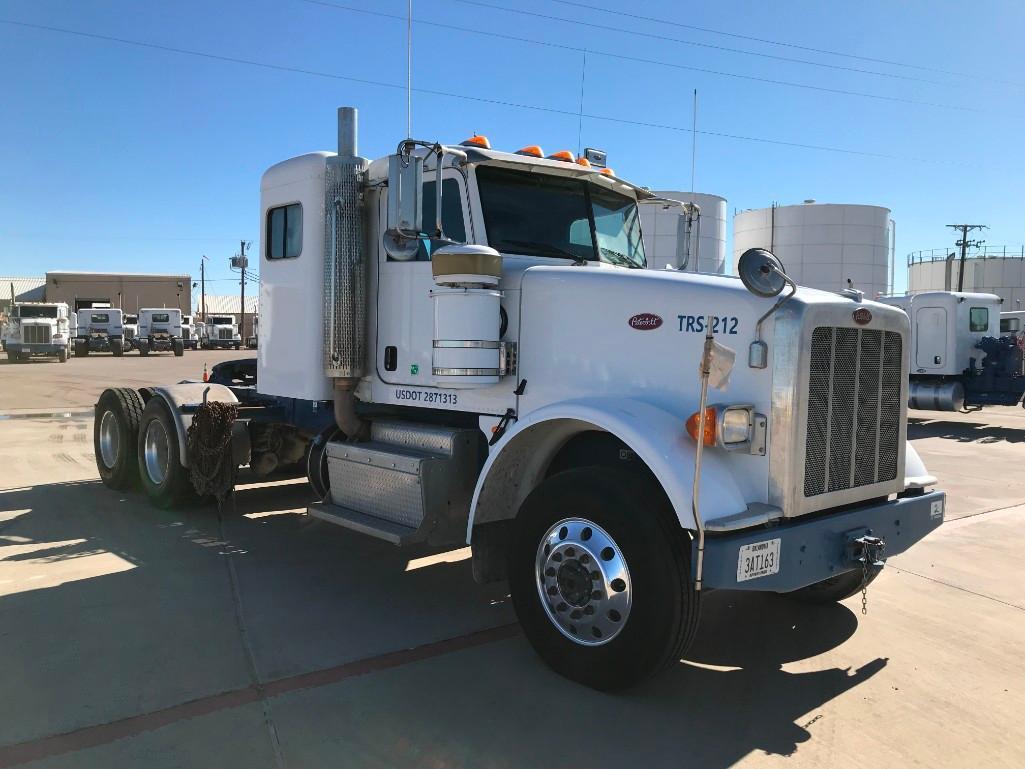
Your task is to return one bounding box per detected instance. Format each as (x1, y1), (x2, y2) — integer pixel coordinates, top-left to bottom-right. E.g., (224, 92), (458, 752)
(804, 327), (902, 497)
(23, 326), (51, 344)
(124, 328), (135, 339)
(218, 328), (232, 340)
(182, 328), (191, 340)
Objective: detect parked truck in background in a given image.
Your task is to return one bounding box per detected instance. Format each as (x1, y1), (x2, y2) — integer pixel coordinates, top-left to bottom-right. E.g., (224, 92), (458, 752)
(74, 308), (126, 357)
(246, 314), (259, 349)
(181, 315), (198, 350)
(122, 314), (139, 349)
(880, 292), (1025, 410)
(136, 308), (184, 357)
(94, 107), (945, 690)
(200, 314), (241, 350)
(3, 302), (71, 362)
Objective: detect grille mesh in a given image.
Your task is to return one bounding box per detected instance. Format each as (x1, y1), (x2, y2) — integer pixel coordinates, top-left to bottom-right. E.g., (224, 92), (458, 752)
(804, 327), (902, 497)
(23, 326), (51, 344)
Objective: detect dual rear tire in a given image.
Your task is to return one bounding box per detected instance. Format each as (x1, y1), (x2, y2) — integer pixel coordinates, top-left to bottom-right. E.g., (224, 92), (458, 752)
(94, 390), (193, 507)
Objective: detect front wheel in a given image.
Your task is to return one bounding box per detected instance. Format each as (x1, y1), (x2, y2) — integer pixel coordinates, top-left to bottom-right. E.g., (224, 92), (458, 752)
(509, 467), (699, 691)
(57, 347), (67, 363)
(137, 397), (194, 508)
(110, 339), (123, 357)
(138, 341), (149, 357)
(172, 338), (184, 357)
(74, 339), (87, 357)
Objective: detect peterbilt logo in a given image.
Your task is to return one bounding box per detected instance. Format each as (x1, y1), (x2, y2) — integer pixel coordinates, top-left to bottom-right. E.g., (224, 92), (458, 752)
(852, 308), (872, 325)
(628, 313), (663, 330)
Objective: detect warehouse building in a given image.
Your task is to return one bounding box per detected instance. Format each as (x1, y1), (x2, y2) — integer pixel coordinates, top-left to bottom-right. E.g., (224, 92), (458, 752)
(44, 272), (192, 314)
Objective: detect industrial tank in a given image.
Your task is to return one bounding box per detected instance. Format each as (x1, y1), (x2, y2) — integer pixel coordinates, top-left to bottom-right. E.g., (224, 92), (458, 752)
(639, 191), (726, 273)
(733, 202), (894, 297)
(907, 246), (1025, 307)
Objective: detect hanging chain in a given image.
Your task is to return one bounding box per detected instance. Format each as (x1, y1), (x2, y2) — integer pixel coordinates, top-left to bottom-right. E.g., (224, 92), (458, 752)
(851, 534), (885, 616)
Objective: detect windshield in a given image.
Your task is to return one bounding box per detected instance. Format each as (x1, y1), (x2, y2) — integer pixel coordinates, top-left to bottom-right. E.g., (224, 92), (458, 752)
(151, 313), (170, 323)
(211, 316), (233, 325)
(476, 166), (645, 267)
(125, 315), (137, 324)
(16, 306), (58, 319)
(89, 313), (110, 324)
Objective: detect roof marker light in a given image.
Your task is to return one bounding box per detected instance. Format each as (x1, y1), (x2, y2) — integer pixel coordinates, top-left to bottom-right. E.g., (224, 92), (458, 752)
(575, 157), (592, 168)
(516, 145), (544, 157)
(548, 150), (575, 162)
(461, 135), (491, 149)
(599, 167), (616, 177)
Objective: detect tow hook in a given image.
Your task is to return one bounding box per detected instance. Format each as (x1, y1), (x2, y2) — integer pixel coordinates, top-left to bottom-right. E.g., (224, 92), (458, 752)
(847, 533), (886, 615)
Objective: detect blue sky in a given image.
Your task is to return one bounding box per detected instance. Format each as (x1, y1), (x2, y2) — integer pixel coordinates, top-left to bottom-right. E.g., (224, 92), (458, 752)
(1, 0), (1023, 295)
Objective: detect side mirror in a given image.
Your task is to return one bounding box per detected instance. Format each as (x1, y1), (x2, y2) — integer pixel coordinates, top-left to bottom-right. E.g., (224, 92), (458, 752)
(384, 153), (424, 261)
(738, 248), (787, 298)
(387, 153), (423, 237)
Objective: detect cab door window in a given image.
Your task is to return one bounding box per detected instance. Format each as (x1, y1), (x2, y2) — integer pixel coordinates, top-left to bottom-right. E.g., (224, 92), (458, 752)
(407, 179), (467, 261)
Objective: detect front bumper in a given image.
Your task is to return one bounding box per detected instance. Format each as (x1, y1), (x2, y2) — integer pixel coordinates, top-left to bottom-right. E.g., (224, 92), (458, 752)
(698, 490), (945, 592)
(5, 343), (66, 355)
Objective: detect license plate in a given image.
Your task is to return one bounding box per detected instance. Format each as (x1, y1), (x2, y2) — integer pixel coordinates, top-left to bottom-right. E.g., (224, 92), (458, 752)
(736, 538), (781, 582)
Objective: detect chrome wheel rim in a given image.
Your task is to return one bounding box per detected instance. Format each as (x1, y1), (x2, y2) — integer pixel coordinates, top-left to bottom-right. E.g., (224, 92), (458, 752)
(535, 518), (632, 646)
(98, 410), (120, 469)
(143, 418), (170, 486)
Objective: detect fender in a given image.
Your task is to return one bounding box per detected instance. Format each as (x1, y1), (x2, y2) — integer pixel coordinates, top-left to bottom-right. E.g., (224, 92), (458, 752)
(904, 442), (936, 489)
(467, 397), (748, 542)
(139, 383), (239, 467)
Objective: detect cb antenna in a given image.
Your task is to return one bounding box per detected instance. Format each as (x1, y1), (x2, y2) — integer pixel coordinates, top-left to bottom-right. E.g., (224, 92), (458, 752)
(406, 0), (413, 138)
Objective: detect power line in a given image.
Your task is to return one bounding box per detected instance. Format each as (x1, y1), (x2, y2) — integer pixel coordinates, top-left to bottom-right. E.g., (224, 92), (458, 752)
(299, 1), (981, 113)
(548, 0), (1018, 85)
(452, 0), (971, 88)
(0, 17), (969, 165)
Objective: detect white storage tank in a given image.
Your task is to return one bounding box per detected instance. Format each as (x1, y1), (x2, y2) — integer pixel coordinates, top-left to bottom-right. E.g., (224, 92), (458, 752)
(907, 246), (1025, 307)
(639, 191), (726, 273)
(733, 202), (894, 297)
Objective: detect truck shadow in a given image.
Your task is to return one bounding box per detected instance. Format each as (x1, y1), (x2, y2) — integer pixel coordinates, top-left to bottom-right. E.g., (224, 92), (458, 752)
(0, 478), (881, 766)
(908, 417), (1025, 444)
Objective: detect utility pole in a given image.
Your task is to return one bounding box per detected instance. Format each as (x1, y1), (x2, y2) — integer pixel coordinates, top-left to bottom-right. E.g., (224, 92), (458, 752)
(200, 255), (208, 322)
(946, 224), (987, 292)
(239, 240), (248, 346)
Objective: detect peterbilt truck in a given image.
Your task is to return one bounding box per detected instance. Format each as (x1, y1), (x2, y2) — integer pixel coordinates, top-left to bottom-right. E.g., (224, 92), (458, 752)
(200, 314), (241, 349)
(93, 107), (944, 690)
(136, 308), (184, 357)
(3, 302), (71, 362)
(123, 314), (138, 348)
(880, 292), (1025, 410)
(181, 315), (198, 350)
(74, 308), (126, 357)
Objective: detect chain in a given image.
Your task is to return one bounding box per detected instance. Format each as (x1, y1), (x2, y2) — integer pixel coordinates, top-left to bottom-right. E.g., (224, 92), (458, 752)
(861, 554), (870, 615)
(186, 400), (239, 509)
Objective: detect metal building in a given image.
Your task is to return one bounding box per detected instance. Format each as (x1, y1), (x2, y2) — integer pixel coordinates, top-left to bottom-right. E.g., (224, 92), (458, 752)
(638, 191), (727, 273)
(733, 202), (894, 297)
(1, 276), (46, 320)
(907, 246), (1025, 307)
(44, 272), (191, 314)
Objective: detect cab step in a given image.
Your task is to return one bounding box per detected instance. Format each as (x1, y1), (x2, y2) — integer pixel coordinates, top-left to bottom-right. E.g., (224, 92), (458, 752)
(307, 501), (423, 546)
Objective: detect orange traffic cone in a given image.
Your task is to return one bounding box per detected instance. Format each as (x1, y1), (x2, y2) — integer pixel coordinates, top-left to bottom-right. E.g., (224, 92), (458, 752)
(202, 363), (208, 382)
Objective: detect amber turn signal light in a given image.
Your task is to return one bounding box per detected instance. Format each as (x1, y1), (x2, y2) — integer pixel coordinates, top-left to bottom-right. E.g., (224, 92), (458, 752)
(685, 406), (718, 446)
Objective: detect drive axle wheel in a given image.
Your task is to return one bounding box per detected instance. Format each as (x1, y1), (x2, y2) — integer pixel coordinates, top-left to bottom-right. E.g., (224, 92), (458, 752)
(509, 467), (699, 691)
(94, 388), (144, 490)
(137, 397), (194, 508)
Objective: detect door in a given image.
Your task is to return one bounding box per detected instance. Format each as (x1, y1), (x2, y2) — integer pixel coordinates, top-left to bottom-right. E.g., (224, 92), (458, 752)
(915, 306), (947, 369)
(376, 170), (472, 386)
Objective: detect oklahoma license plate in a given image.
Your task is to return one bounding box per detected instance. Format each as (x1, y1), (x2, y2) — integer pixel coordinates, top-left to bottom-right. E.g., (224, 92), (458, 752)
(736, 538), (781, 582)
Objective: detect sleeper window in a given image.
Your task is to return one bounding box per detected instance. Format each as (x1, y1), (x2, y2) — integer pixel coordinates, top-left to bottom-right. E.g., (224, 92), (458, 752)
(267, 203), (302, 259)
(969, 307), (989, 333)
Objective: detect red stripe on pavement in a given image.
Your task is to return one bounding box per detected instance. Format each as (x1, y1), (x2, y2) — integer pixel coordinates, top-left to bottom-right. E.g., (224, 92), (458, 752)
(0, 623), (520, 768)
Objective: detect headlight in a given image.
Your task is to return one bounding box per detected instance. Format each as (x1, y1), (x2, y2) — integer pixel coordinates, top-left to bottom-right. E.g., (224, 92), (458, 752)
(686, 404), (766, 455)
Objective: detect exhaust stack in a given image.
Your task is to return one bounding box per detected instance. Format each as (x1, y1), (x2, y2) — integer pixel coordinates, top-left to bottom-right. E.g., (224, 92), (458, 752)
(324, 106), (370, 439)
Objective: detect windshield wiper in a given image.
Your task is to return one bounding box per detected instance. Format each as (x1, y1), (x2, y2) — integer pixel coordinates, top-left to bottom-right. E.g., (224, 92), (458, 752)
(501, 239), (589, 265)
(599, 246), (641, 268)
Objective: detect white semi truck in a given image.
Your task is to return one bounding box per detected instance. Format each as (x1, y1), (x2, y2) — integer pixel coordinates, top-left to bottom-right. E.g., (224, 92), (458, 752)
(136, 308), (184, 357)
(93, 107), (944, 690)
(200, 315), (241, 350)
(181, 315), (198, 350)
(3, 302), (71, 362)
(74, 308), (127, 357)
(246, 314), (259, 349)
(880, 292), (1025, 410)
(123, 314), (139, 349)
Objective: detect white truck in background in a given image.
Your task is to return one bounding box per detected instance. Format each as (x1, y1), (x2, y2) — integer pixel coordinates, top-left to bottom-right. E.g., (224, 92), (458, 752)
(200, 314), (241, 350)
(123, 314), (139, 349)
(880, 292), (1025, 410)
(3, 302), (71, 362)
(94, 107), (944, 690)
(246, 314), (259, 349)
(181, 315), (198, 350)
(136, 308), (184, 357)
(74, 308), (126, 357)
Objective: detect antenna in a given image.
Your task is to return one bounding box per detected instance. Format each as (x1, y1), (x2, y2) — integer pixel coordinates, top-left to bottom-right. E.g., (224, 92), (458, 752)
(406, 0), (413, 138)
(690, 89), (697, 194)
(577, 52), (586, 155)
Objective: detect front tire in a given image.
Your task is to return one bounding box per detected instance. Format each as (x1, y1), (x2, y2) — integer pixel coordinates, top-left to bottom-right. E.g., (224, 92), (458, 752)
(57, 347), (68, 363)
(138, 341), (149, 357)
(94, 388), (144, 489)
(173, 338), (184, 357)
(509, 467), (699, 691)
(137, 397), (194, 508)
(110, 339), (123, 357)
(74, 339), (87, 357)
